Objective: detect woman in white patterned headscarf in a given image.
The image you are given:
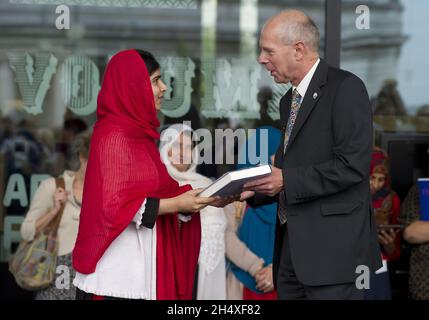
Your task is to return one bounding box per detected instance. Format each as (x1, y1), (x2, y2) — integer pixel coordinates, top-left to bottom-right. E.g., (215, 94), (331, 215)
(159, 123), (232, 300)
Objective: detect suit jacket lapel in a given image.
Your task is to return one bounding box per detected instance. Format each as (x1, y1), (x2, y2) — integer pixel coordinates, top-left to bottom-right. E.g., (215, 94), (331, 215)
(280, 88), (293, 123)
(277, 88), (292, 163)
(284, 59), (328, 156)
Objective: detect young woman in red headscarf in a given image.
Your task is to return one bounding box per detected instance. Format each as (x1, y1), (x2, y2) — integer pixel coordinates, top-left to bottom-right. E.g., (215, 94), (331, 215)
(72, 49), (221, 300)
(365, 146), (401, 300)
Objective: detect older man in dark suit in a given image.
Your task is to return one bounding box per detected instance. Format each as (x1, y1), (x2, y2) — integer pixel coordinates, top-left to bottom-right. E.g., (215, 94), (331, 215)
(241, 10), (382, 300)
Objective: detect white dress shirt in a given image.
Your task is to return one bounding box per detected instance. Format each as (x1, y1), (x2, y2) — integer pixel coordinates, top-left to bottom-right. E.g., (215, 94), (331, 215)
(293, 58), (320, 99)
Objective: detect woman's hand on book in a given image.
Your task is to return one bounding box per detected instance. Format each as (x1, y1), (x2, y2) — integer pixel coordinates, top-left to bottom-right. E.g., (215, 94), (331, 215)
(176, 189), (217, 213)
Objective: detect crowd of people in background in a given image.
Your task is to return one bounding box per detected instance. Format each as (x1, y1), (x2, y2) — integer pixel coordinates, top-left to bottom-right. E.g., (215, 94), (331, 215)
(0, 115), (88, 179)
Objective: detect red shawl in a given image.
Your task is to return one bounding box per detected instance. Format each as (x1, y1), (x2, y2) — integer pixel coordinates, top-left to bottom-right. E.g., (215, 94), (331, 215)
(72, 49), (201, 300)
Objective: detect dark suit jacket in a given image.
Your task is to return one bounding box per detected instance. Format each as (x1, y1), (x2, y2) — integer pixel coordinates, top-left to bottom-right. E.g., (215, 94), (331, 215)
(249, 59), (382, 286)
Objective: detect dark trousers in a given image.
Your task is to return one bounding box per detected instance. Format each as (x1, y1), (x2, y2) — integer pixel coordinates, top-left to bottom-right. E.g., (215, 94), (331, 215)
(276, 224), (365, 300)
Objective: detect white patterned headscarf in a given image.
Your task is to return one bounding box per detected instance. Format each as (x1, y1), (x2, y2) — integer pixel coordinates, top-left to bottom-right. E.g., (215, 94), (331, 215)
(159, 124), (227, 274)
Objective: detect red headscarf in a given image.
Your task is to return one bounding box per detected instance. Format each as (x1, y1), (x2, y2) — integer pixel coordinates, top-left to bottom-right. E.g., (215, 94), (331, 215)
(370, 146), (391, 200)
(72, 49), (201, 300)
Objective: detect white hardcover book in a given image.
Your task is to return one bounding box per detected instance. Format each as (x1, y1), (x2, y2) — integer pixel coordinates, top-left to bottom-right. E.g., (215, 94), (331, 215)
(198, 164), (272, 197)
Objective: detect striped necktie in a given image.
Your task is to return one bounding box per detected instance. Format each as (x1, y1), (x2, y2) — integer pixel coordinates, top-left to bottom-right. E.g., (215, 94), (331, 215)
(283, 88), (302, 153)
(279, 88), (302, 225)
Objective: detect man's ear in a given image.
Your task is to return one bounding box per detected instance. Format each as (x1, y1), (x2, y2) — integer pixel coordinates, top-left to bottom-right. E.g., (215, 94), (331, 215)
(294, 41), (306, 61)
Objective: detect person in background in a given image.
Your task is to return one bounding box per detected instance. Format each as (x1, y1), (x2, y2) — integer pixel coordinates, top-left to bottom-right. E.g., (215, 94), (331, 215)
(20, 130), (91, 300)
(365, 147), (401, 299)
(52, 118), (88, 176)
(225, 126), (280, 300)
(36, 127), (57, 174)
(373, 79), (407, 116)
(0, 118), (43, 216)
(159, 123), (232, 300)
(399, 183), (429, 300)
(0, 119), (42, 177)
(253, 87), (282, 130)
(0, 116), (14, 142)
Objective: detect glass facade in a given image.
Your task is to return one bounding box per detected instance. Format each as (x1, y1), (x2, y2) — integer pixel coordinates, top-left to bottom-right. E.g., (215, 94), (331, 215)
(341, 0), (429, 201)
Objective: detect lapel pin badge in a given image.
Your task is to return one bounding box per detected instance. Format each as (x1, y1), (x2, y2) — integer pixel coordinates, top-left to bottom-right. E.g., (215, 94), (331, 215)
(313, 92), (318, 99)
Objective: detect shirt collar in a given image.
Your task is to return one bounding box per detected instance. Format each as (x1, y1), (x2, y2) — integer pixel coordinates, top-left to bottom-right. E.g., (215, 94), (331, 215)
(292, 58), (320, 99)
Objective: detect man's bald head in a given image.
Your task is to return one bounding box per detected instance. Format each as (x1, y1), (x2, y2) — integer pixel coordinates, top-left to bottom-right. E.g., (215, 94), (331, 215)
(263, 10), (320, 53)
(258, 10), (320, 85)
